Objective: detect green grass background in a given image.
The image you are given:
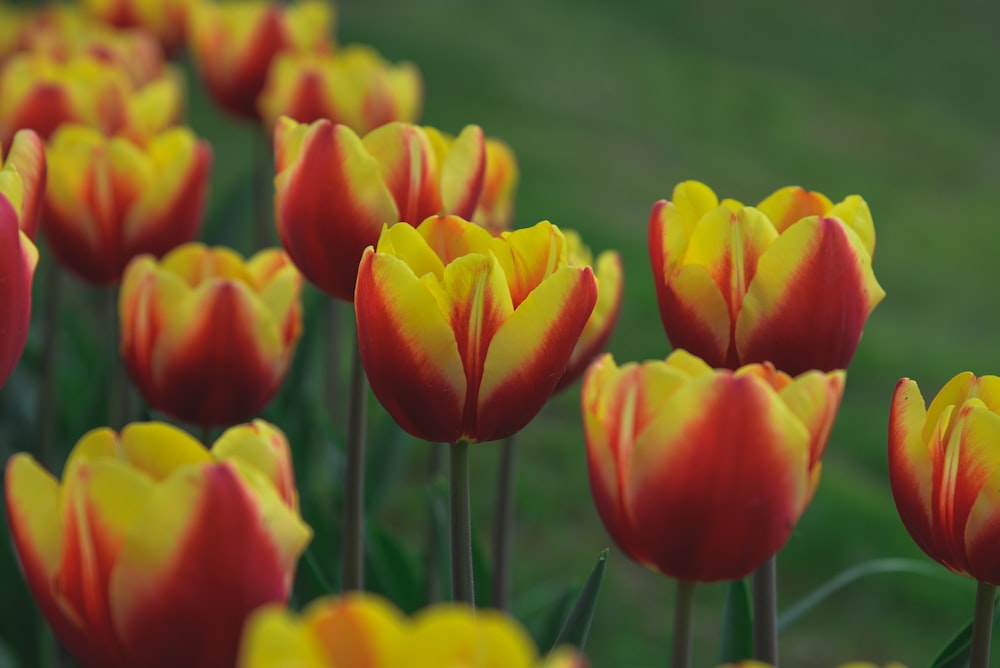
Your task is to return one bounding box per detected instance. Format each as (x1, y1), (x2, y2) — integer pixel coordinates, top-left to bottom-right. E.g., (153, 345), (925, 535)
(3, 0), (1000, 666)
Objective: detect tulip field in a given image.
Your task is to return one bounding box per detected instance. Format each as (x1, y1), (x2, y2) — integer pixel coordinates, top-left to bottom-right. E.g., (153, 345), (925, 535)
(2, 0), (1000, 667)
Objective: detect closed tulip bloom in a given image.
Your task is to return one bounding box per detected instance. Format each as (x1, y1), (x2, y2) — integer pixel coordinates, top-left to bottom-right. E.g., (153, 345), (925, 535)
(258, 44), (422, 134)
(81, 0), (195, 56)
(889, 372), (1000, 584)
(190, 0), (332, 120)
(43, 124), (210, 285)
(0, 177), (38, 388)
(238, 593), (587, 668)
(120, 243), (303, 427)
(275, 118), (487, 301)
(583, 349), (844, 582)
(472, 136), (519, 234)
(648, 180), (884, 376)
(554, 229), (623, 392)
(5, 420), (311, 668)
(356, 216), (597, 444)
(0, 128), (46, 239)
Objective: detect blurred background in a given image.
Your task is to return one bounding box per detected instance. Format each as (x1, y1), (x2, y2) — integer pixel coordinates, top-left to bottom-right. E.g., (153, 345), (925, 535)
(3, 0), (1000, 666)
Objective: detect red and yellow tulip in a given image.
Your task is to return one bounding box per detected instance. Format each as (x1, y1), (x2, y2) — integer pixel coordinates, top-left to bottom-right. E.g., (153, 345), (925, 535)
(429, 132), (518, 235)
(81, 0), (196, 56)
(275, 118), (487, 301)
(555, 229), (623, 392)
(5, 420), (311, 668)
(189, 0), (332, 120)
(356, 215), (597, 444)
(648, 181), (884, 376)
(583, 349), (844, 582)
(890, 372), (1000, 584)
(42, 124), (211, 285)
(120, 243), (303, 427)
(238, 593), (587, 668)
(258, 44), (422, 134)
(1, 128), (46, 239)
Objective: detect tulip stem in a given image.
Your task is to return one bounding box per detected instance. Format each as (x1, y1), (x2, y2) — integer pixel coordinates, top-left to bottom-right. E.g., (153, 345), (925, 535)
(491, 434), (517, 610)
(970, 580), (996, 668)
(671, 580), (696, 668)
(450, 439), (474, 605)
(752, 555), (779, 665)
(342, 331), (367, 591)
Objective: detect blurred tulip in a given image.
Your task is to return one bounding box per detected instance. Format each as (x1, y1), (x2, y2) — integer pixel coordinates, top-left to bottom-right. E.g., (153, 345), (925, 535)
(120, 243), (303, 427)
(42, 124), (210, 285)
(473, 136), (519, 234)
(275, 118), (487, 301)
(5, 420), (311, 668)
(889, 372), (1000, 584)
(0, 183), (38, 389)
(258, 44), (422, 134)
(555, 229), (622, 392)
(189, 0), (333, 120)
(0, 128), (46, 239)
(648, 180), (884, 376)
(81, 0), (195, 56)
(356, 216), (597, 444)
(722, 664), (906, 668)
(238, 593), (587, 668)
(583, 349), (844, 582)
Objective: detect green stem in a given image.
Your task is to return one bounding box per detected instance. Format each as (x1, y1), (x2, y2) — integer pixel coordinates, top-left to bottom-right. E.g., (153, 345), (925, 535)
(450, 439), (474, 605)
(491, 434), (516, 611)
(752, 556), (778, 665)
(37, 262), (61, 469)
(424, 445), (445, 602)
(671, 580), (696, 668)
(325, 299), (342, 422)
(342, 329), (367, 591)
(970, 581), (996, 668)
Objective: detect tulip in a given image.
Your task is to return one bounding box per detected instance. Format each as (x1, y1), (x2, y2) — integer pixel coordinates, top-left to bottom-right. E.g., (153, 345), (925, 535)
(258, 44), (422, 135)
(81, 0), (195, 56)
(356, 215), (597, 445)
(648, 180), (884, 376)
(5, 420), (311, 668)
(0, 128), (46, 239)
(555, 229), (623, 391)
(238, 593), (587, 668)
(120, 243), (303, 427)
(583, 349), (844, 582)
(42, 124), (211, 285)
(189, 0), (332, 120)
(0, 183), (38, 389)
(275, 118), (487, 301)
(889, 372), (1000, 584)
(721, 664), (906, 668)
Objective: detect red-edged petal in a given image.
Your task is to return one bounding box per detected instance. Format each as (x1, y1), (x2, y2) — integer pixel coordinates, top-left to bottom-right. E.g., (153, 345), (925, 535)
(627, 372), (811, 581)
(109, 461), (310, 668)
(475, 265), (596, 442)
(0, 200), (36, 387)
(275, 120), (398, 301)
(4, 128), (46, 239)
(438, 125), (486, 219)
(362, 122), (443, 224)
(755, 185), (832, 233)
(355, 246), (466, 443)
(736, 216), (885, 375)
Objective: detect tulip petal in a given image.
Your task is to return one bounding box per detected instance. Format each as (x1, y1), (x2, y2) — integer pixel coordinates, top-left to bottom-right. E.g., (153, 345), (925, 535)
(627, 372), (811, 581)
(964, 412), (1000, 584)
(669, 180), (719, 240)
(117, 422), (211, 481)
(922, 371), (975, 444)
(3, 128), (45, 238)
(654, 263), (732, 367)
(303, 593), (406, 667)
(363, 122), (442, 224)
(755, 186), (832, 233)
(828, 195), (875, 256)
(0, 200), (35, 386)
(110, 461), (311, 668)
(437, 125), (486, 219)
(736, 216), (885, 375)
(402, 606), (536, 668)
(212, 420), (297, 509)
(238, 604), (327, 668)
(275, 120), (398, 300)
(355, 247), (466, 443)
(777, 370), (846, 471)
(476, 265), (596, 442)
(493, 221), (567, 308)
(888, 378), (937, 561)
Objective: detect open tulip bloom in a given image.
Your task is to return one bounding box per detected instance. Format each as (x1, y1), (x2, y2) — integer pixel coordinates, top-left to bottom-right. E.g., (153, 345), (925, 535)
(356, 215), (598, 446)
(239, 593), (588, 668)
(649, 180), (884, 376)
(5, 420), (312, 668)
(583, 349), (844, 583)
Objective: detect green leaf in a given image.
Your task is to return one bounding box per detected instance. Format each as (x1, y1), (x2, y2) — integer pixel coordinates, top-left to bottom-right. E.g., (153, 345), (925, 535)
(552, 549), (609, 652)
(530, 585), (577, 652)
(928, 596), (1000, 668)
(717, 579), (753, 663)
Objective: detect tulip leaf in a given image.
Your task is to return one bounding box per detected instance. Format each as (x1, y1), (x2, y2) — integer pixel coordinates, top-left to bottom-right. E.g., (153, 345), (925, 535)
(551, 549), (610, 651)
(778, 558), (947, 631)
(530, 585), (577, 652)
(928, 596), (1000, 668)
(717, 579), (753, 663)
